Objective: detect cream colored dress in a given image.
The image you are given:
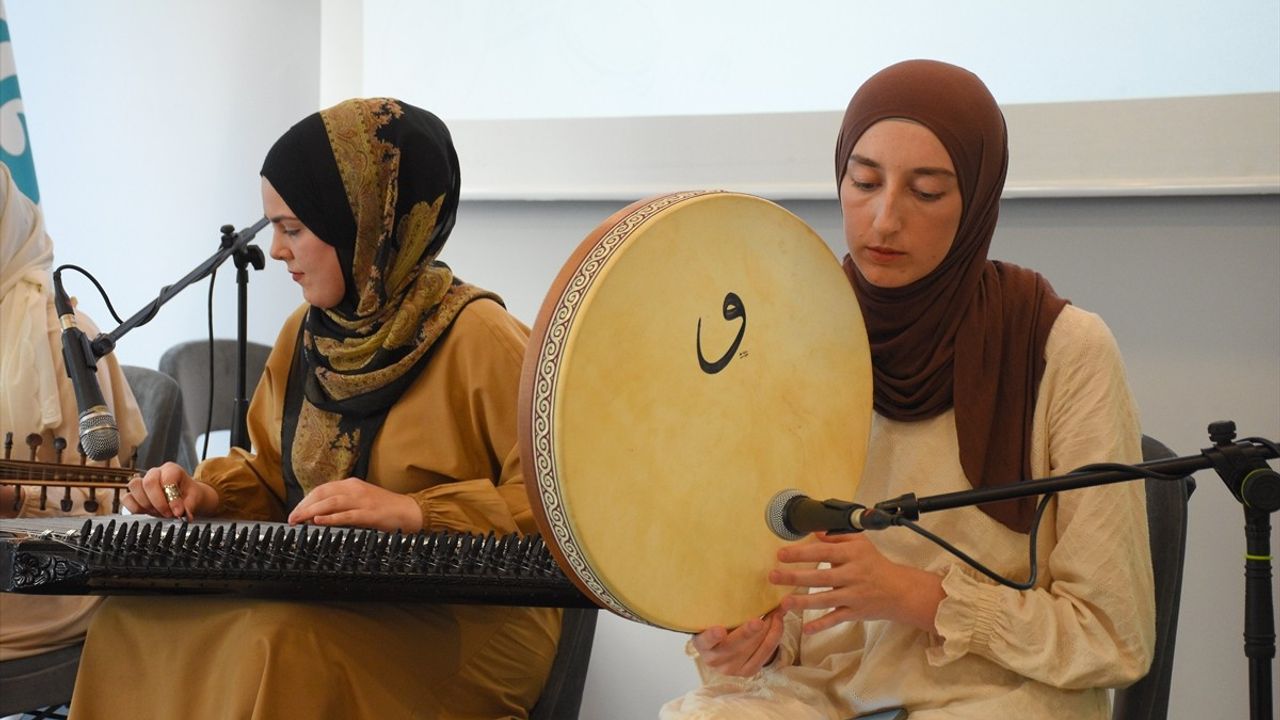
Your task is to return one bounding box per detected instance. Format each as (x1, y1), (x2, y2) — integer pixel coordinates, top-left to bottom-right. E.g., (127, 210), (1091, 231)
(0, 304), (146, 662)
(69, 300), (562, 720)
(663, 306), (1155, 720)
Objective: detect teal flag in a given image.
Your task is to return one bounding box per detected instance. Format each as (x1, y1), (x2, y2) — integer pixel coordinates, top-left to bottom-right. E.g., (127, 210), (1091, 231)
(0, 1), (39, 204)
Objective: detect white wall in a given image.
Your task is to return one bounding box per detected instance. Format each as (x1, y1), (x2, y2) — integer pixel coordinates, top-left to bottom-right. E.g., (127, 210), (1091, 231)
(6, 0), (321, 370)
(5, 2), (1279, 719)
(356, 1), (1280, 201)
(362, 0), (1280, 118)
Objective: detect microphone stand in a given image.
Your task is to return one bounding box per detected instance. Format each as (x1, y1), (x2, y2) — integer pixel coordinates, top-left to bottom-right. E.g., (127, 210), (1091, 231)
(86, 218), (269, 451)
(228, 224), (265, 451)
(860, 421), (1278, 720)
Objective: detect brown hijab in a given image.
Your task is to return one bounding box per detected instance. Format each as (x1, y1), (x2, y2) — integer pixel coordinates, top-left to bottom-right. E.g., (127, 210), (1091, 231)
(835, 60), (1068, 533)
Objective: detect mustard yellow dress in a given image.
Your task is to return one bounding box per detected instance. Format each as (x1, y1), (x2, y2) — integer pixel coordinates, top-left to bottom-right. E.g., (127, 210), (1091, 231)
(70, 300), (562, 720)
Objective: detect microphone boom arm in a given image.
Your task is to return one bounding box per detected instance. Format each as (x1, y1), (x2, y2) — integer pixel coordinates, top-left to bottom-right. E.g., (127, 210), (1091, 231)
(870, 435), (1276, 521)
(84, 217), (269, 359)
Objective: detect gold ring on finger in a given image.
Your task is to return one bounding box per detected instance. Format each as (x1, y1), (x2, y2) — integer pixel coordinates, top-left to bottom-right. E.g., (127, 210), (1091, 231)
(163, 484), (181, 503)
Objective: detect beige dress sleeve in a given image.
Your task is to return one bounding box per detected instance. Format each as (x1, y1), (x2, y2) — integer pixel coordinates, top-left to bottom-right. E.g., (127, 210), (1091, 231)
(0, 303), (148, 662)
(927, 307), (1155, 689)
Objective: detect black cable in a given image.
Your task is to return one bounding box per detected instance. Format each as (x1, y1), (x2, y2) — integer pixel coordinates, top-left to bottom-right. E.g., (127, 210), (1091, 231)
(886, 457), (1203, 590)
(1069, 462), (1186, 482)
(199, 269), (217, 458)
(1241, 436), (1280, 457)
(894, 492), (1055, 590)
(53, 263), (137, 325)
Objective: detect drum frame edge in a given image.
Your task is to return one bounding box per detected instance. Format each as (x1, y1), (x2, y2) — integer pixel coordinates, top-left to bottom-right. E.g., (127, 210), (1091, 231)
(517, 190), (720, 626)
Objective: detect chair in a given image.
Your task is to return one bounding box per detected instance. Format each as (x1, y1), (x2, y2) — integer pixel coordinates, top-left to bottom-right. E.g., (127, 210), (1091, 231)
(530, 608), (599, 720)
(1111, 435), (1196, 720)
(121, 364), (195, 472)
(0, 641), (81, 719)
(158, 339), (271, 464)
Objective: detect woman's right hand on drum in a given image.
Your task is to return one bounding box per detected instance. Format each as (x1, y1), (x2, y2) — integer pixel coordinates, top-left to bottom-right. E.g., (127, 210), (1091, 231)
(121, 462), (217, 521)
(690, 606), (786, 677)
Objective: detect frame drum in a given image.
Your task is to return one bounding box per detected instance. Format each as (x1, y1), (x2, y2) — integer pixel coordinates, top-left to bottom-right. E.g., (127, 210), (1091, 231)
(519, 191), (871, 631)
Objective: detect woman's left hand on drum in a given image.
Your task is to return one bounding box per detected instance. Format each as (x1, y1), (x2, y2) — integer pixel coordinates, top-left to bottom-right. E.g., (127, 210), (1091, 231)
(122, 462), (215, 521)
(690, 606), (786, 678)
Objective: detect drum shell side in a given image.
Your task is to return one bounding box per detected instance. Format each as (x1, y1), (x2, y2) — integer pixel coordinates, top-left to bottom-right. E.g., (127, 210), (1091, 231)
(518, 194), (667, 608)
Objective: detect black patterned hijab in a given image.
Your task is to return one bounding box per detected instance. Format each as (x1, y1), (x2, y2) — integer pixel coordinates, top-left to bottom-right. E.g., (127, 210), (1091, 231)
(261, 98), (497, 507)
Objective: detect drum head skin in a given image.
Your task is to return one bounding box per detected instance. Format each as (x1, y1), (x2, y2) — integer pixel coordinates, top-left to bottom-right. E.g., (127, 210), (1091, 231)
(519, 191), (872, 631)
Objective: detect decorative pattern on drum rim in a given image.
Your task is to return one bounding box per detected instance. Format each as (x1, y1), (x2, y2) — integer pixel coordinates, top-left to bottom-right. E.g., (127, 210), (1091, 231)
(529, 189), (719, 625)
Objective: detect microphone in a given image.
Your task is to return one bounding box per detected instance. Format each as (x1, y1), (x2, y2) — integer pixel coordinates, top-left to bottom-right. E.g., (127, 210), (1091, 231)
(765, 489), (893, 540)
(52, 272), (119, 461)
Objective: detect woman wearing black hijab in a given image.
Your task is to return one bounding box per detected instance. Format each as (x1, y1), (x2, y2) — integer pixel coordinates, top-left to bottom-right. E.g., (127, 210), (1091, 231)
(75, 98), (561, 719)
(664, 60), (1155, 720)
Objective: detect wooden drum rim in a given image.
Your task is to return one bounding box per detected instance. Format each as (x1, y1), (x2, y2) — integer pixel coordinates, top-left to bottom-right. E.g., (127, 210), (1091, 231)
(518, 191), (715, 621)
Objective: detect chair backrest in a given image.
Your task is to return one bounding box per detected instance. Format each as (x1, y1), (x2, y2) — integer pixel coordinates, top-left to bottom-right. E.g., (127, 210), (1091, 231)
(158, 339), (271, 456)
(1112, 435), (1196, 720)
(121, 365), (195, 471)
(0, 640), (81, 717)
(529, 607), (599, 720)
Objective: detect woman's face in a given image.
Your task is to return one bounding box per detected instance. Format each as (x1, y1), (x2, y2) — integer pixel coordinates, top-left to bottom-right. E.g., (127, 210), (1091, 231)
(840, 119), (963, 288)
(262, 177), (345, 309)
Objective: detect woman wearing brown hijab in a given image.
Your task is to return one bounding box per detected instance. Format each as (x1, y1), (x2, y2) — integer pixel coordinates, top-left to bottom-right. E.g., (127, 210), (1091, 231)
(664, 60), (1155, 719)
(70, 99), (561, 720)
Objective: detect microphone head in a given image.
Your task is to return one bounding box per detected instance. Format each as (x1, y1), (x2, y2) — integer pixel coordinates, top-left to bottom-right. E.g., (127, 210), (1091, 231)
(78, 407), (120, 461)
(765, 488), (807, 541)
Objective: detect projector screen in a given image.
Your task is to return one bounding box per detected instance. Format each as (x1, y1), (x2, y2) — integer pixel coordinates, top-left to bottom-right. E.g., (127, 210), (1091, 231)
(362, 1), (1277, 119)
(335, 1), (1280, 199)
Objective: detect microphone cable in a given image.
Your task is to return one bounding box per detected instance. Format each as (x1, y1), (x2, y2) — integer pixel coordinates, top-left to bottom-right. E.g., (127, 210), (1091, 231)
(1241, 436), (1280, 457)
(53, 264), (138, 327)
(885, 461), (1190, 591)
(892, 493), (1054, 591)
(56, 263), (224, 464)
(201, 269), (218, 463)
